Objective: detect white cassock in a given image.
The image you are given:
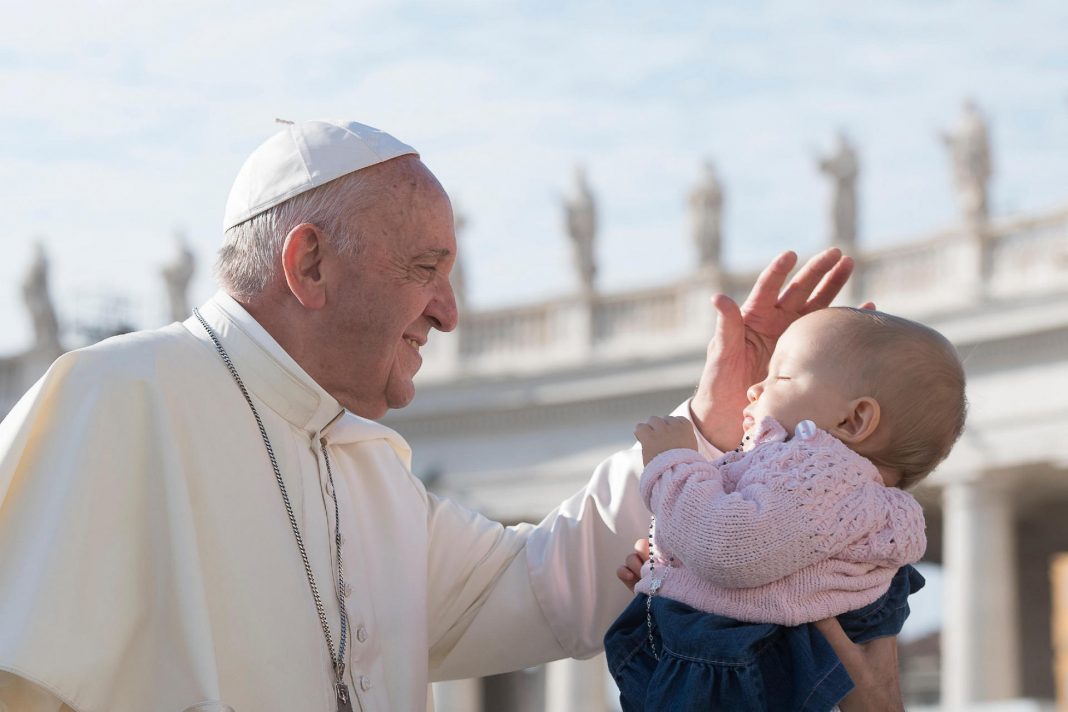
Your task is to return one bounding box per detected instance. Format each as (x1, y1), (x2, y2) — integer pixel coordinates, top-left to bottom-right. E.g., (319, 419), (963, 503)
(0, 292), (663, 712)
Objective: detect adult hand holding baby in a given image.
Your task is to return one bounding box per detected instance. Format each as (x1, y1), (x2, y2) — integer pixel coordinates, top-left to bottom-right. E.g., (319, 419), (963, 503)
(691, 248), (867, 451)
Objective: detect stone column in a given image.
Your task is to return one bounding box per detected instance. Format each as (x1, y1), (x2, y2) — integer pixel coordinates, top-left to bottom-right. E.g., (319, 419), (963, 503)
(431, 679), (483, 712)
(941, 478), (1020, 706)
(544, 655), (609, 712)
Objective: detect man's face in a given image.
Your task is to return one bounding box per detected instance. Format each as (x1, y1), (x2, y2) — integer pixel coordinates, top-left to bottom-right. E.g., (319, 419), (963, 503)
(321, 159), (458, 419)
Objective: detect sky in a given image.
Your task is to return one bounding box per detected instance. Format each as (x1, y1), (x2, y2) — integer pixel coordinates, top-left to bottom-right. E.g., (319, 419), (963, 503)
(3, 1), (1068, 353)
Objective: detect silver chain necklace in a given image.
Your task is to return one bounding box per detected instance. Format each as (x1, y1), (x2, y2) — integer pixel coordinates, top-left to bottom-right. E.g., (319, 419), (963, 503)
(194, 308), (354, 712)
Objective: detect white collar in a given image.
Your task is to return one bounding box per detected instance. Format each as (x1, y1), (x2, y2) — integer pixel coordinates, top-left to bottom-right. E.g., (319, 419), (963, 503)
(184, 292), (411, 460)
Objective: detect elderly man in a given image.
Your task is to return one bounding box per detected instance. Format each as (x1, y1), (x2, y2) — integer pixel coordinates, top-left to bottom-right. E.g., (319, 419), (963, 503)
(0, 121), (901, 711)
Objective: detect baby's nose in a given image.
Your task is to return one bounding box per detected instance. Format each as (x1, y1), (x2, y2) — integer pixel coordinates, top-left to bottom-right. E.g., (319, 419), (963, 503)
(746, 383), (762, 403)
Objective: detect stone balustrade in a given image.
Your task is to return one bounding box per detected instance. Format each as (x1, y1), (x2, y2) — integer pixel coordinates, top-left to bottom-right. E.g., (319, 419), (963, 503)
(418, 206), (1068, 383)
(987, 209), (1068, 298)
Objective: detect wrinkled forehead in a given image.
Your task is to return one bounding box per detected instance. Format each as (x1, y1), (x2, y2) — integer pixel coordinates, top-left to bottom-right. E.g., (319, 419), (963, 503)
(358, 157), (455, 249)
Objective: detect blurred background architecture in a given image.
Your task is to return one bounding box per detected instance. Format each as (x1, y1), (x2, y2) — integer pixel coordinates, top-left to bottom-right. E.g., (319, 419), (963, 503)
(3, 99), (1067, 710)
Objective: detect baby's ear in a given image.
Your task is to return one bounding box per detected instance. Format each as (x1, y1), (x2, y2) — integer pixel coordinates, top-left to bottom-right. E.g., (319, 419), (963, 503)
(833, 397), (881, 445)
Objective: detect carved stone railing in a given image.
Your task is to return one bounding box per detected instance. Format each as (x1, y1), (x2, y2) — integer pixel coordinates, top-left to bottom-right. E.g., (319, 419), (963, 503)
(414, 206), (1068, 383)
(418, 278), (719, 380)
(854, 207), (1068, 314)
(986, 209), (1068, 298)
(854, 230), (973, 314)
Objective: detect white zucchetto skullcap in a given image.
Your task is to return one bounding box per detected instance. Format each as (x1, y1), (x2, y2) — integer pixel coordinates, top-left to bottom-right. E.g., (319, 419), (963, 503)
(223, 119), (419, 231)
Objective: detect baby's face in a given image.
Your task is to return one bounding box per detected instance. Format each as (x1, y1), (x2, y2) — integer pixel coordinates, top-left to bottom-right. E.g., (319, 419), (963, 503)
(743, 311), (854, 437)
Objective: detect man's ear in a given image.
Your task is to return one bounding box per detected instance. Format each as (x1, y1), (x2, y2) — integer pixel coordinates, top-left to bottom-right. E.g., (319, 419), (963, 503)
(281, 223), (327, 310)
(833, 397), (881, 445)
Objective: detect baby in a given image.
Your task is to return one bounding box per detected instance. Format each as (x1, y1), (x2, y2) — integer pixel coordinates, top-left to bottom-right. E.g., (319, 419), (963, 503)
(604, 306), (967, 712)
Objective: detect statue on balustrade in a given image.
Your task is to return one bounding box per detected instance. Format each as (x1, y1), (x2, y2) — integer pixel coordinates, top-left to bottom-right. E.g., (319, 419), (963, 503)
(690, 160), (724, 270)
(941, 99), (992, 228)
(817, 131), (859, 252)
(21, 242), (61, 353)
(450, 205), (469, 311)
(161, 232), (196, 323)
(564, 165), (598, 294)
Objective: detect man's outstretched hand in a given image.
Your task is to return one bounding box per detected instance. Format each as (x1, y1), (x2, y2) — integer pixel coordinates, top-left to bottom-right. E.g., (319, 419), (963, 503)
(692, 248), (860, 451)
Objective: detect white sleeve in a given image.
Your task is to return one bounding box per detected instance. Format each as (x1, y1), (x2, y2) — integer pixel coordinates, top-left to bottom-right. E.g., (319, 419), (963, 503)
(432, 400), (692, 669)
(425, 493), (567, 681)
(525, 443), (650, 659)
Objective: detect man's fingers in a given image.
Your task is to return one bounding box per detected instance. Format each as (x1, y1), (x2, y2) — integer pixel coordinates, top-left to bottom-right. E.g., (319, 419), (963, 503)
(777, 247), (843, 313)
(858, 300), (876, 310)
(802, 255), (855, 313)
(741, 251), (797, 312)
(618, 540), (649, 593)
(634, 537), (650, 558)
(616, 565), (638, 592)
(813, 617), (862, 666)
(711, 294), (744, 354)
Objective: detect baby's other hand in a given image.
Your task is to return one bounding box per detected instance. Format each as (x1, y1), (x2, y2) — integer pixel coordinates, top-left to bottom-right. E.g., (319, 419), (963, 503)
(634, 415), (698, 466)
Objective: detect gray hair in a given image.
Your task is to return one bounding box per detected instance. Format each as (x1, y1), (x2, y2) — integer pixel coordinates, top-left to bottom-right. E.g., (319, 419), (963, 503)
(215, 170), (375, 299)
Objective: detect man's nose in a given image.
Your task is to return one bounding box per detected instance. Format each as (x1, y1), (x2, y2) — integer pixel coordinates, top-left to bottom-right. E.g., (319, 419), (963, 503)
(428, 280), (459, 332)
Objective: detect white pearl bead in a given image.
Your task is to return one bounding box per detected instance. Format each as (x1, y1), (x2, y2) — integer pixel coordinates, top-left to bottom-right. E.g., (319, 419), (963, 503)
(795, 420), (818, 440)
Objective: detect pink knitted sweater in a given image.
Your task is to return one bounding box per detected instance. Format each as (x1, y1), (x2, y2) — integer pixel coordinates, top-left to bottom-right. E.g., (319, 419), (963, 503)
(634, 417), (926, 626)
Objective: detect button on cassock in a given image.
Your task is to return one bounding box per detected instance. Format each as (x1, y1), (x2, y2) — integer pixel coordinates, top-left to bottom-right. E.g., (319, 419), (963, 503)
(356, 626), (368, 643)
(359, 676), (372, 691)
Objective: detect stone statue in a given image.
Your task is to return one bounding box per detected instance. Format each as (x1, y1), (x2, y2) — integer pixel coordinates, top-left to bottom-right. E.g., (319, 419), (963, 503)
(690, 160), (724, 269)
(450, 206), (469, 311)
(564, 166), (597, 294)
(818, 131), (860, 251)
(941, 99), (992, 227)
(161, 233), (196, 323)
(22, 242), (61, 352)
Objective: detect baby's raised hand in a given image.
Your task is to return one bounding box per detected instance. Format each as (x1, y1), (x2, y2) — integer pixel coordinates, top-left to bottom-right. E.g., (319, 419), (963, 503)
(634, 415), (698, 466)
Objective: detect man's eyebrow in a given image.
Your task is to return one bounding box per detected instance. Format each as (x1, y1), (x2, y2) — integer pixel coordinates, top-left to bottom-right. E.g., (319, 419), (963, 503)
(413, 248), (452, 259)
